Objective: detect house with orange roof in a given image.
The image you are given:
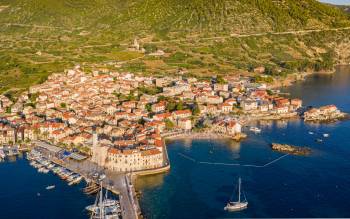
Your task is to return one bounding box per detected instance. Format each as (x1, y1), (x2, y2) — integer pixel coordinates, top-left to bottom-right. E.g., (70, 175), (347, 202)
(172, 109), (192, 120)
(151, 101), (166, 113)
(177, 118), (192, 130)
(219, 103), (233, 114)
(153, 112), (172, 121)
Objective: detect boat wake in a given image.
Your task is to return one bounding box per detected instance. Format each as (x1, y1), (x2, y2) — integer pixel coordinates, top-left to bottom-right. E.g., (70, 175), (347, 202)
(178, 153), (289, 168)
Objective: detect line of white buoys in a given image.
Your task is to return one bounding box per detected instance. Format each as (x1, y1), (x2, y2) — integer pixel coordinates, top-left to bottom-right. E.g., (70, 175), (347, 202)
(178, 153), (196, 162)
(178, 153), (289, 168)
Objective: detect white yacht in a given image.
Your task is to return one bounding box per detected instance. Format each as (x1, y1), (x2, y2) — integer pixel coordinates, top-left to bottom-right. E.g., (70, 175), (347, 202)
(249, 127), (261, 133)
(68, 175), (83, 186)
(46, 185), (55, 190)
(38, 167), (49, 173)
(224, 177), (248, 212)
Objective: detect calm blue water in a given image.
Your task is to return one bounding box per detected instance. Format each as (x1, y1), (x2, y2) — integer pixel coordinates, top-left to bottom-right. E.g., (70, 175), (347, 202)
(136, 66), (350, 218)
(0, 156), (95, 219)
(1, 67), (350, 219)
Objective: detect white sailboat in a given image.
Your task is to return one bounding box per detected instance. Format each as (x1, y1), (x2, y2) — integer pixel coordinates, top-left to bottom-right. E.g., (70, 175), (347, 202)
(224, 177), (248, 212)
(87, 182), (120, 219)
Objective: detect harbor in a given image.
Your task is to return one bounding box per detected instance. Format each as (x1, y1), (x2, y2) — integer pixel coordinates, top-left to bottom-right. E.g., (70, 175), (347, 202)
(27, 140), (140, 219)
(0, 136), (170, 219)
(0, 137), (143, 219)
(0, 144), (141, 219)
(27, 149), (124, 218)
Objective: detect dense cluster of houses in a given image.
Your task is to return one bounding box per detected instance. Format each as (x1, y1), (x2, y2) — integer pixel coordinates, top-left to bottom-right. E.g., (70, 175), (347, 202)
(153, 75), (302, 117)
(0, 66), (304, 172)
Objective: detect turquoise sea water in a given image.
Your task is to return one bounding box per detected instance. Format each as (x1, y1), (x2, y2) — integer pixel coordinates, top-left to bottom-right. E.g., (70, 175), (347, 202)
(136, 66), (350, 219)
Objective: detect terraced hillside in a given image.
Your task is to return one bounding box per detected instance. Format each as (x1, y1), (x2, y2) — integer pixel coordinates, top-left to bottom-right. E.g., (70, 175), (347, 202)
(1, 0), (350, 96)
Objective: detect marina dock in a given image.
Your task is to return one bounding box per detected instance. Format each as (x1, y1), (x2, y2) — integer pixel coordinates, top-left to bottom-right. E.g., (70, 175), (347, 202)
(32, 141), (140, 219)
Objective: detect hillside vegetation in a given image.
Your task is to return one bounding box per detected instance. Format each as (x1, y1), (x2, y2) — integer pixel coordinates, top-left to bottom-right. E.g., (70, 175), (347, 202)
(1, 0), (349, 34)
(1, 0), (350, 96)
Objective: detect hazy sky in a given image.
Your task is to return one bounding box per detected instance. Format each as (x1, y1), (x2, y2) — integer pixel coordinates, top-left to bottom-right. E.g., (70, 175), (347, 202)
(319, 0), (350, 5)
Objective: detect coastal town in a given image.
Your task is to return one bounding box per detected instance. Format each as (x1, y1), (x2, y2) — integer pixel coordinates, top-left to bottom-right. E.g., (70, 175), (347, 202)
(0, 65), (346, 218)
(0, 65), (307, 152)
(2, 0), (350, 217)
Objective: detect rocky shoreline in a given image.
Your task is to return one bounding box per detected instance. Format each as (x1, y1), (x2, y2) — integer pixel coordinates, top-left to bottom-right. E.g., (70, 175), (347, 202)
(246, 112), (298, 121)
(303, 105), (347, 123)
(269, 69), (336, 89)
(271, 143), (311, 156)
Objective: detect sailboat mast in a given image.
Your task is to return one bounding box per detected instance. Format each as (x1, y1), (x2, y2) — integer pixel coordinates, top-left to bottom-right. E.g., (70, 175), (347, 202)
(99, 182), (104, 219)
(238, 177), (241, 203)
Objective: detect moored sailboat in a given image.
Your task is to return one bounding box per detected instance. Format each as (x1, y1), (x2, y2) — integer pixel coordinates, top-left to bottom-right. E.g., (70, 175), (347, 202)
(86, 182), (120, 219)
(224, 177), (248, 212)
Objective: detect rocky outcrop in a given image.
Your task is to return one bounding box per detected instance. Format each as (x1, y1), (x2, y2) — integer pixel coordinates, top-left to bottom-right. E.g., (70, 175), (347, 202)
(232, 133), (247, 141)
(271, 143), (311, 156)
(303, 105), (347, 122)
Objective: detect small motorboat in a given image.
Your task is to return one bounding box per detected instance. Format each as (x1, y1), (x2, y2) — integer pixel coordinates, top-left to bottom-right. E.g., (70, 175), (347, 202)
(316, 138), (323, 143)
(249, 127), (261, 133)
(308, 131), (314, 135)
(47, 164), (55, 169)
(323, 133), (329, 138)
(46, 185), (55, 190)
(68, 175), (83, 186)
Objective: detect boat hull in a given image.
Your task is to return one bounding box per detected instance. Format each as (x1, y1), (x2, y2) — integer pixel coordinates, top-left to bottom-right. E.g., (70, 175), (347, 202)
(224, 202), (248, 212)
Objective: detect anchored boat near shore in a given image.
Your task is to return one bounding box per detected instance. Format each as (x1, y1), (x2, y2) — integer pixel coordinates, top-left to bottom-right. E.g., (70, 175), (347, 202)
(224, 177), (248, 212)
(46, 185), (55, 190)
(249, 127), (261, 133)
